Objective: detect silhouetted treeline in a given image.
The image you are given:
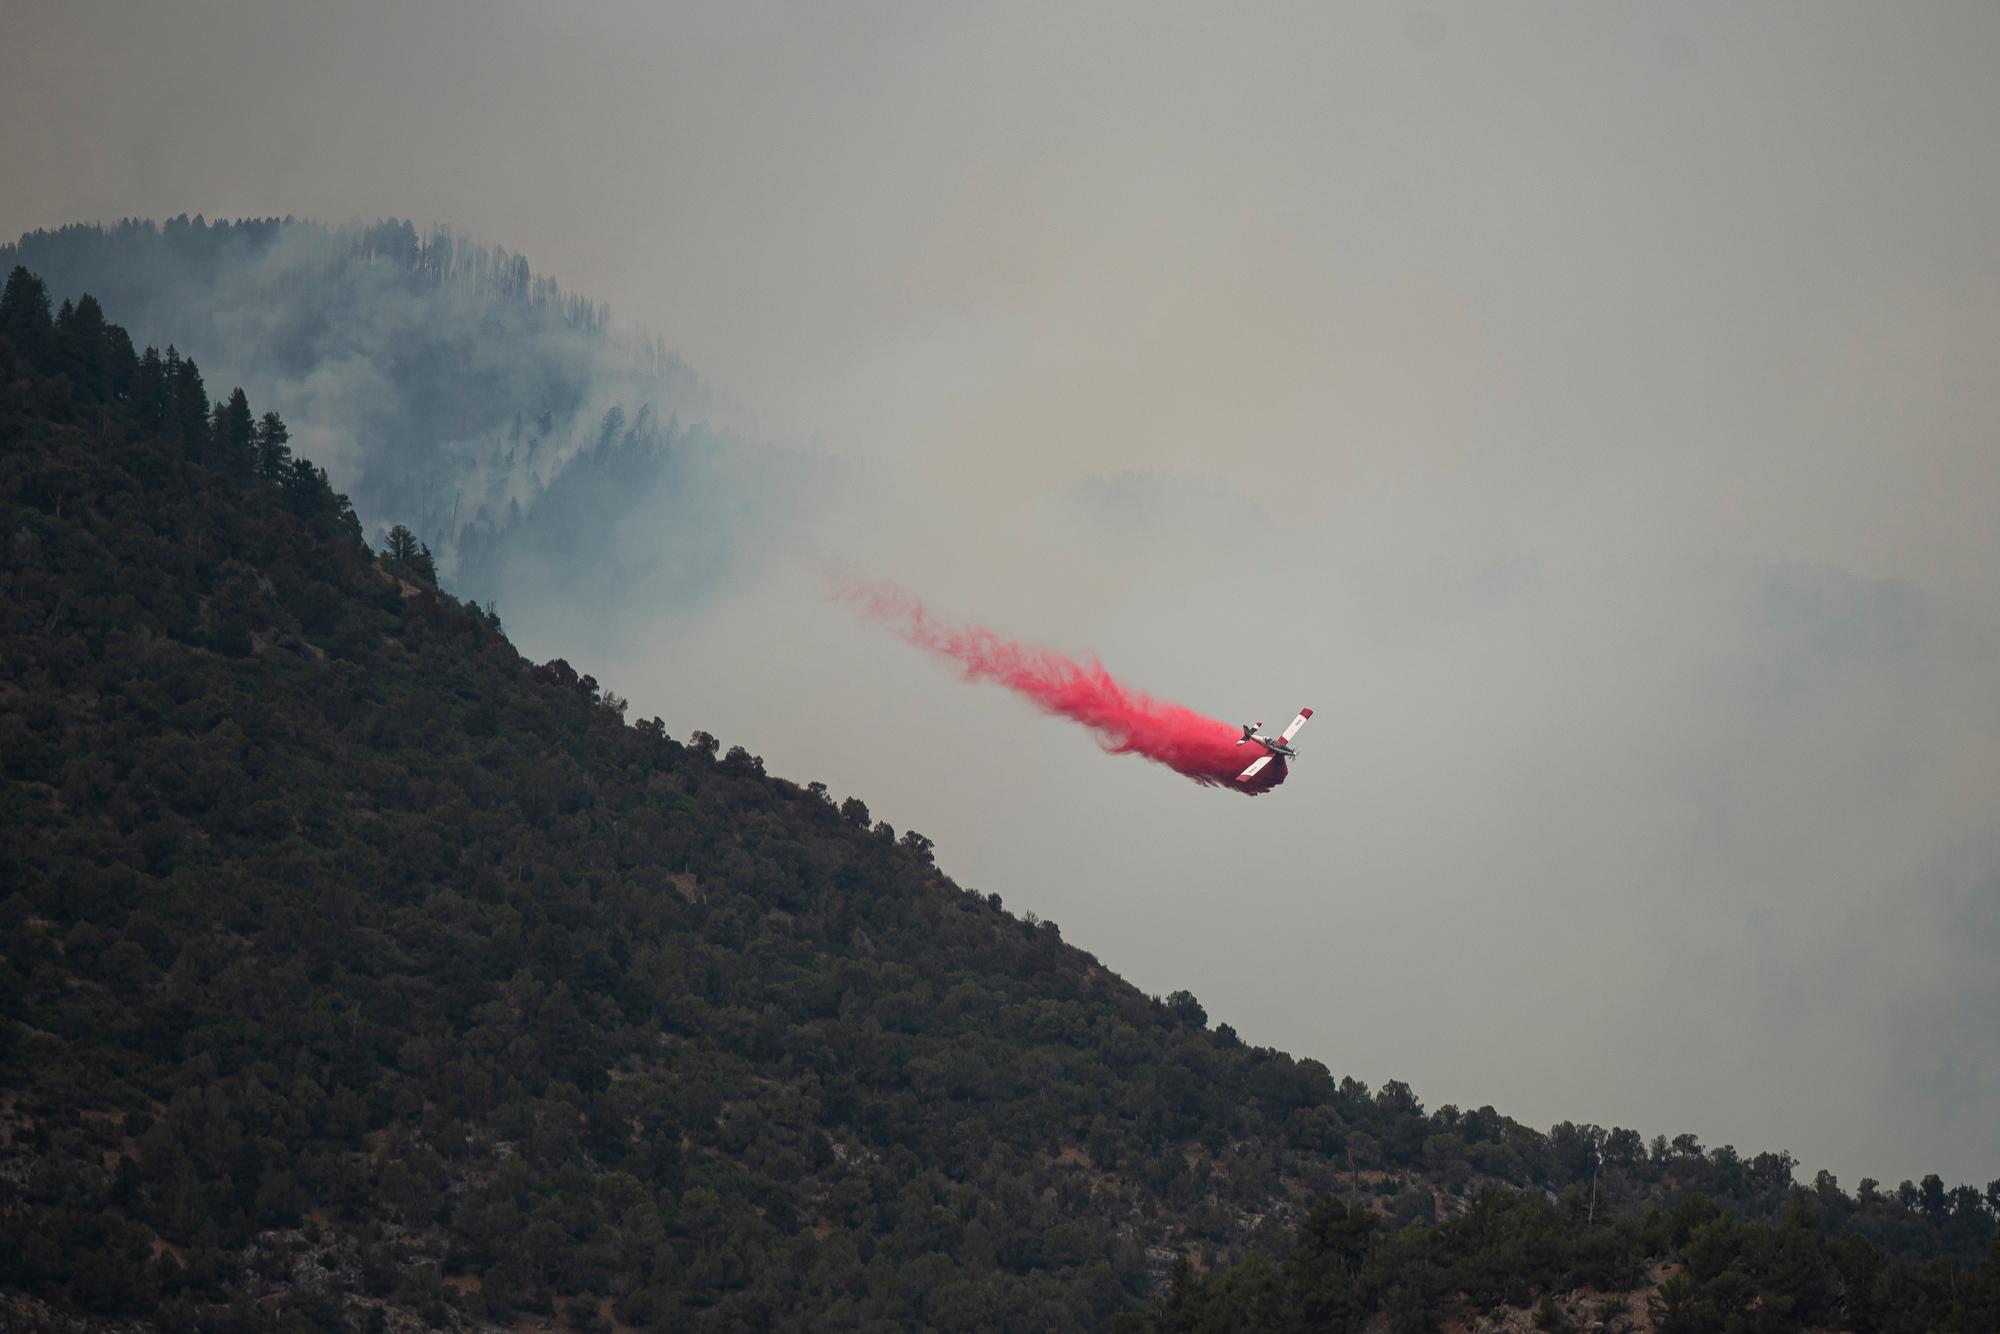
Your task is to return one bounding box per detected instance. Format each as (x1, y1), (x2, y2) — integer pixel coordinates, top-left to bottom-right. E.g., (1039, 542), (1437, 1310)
(5, 216), (614, 335)
(1, 265), (360, 549)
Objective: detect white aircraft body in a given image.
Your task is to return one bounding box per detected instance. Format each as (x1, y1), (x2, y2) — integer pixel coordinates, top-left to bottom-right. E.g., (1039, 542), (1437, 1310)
(1234, 708), (1313, 781)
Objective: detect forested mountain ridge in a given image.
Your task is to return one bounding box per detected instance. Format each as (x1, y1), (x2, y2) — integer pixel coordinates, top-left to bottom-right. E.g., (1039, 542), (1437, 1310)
(0, 269), (1994, 1332)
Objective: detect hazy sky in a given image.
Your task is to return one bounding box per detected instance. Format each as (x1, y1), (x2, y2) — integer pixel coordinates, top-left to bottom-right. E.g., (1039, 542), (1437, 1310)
(8, 2), (1998, 1190)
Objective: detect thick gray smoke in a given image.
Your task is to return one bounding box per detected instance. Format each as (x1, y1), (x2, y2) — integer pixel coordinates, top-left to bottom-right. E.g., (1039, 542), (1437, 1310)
(1, 218), (824, 644)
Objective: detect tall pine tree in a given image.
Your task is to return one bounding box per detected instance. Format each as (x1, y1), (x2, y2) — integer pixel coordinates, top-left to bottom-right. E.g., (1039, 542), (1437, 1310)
(56, 296), (113, 400)
(254, 411), (291, 480)
(210, 387), (257, 479)
(0, 266), (54, 367)
(223, 388), (255, 455)
(168, 348), (208, 456)
(135, 347), (168, 432)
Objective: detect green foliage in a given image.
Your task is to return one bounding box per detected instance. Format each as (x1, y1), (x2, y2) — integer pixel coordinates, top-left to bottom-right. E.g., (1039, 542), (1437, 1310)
(1152, 1190), (2000, 1332)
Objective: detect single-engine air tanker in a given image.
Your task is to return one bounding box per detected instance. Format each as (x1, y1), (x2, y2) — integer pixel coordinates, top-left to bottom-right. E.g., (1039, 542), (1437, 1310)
(1234, 708), (1313, 782)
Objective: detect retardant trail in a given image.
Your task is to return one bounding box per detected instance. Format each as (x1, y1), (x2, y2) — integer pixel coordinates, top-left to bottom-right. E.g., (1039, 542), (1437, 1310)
(833, 576), (1284, 794)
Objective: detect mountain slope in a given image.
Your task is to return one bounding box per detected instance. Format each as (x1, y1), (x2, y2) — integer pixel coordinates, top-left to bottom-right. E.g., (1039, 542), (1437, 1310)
(0, 265), (1405, 1328)
(1, 269), (1993, 1332)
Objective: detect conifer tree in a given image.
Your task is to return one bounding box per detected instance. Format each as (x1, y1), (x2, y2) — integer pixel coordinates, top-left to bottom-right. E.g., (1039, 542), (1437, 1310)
(223, 388), (255, 456)
(213, 388), (257, 479)
(99, 310), (138, 405)
(0, 265), (54, 367)
(170, 351), (208, 455)
(206, 399), (229, 467)
(284, 457), (325, 518)
(254, 411), (291, 480)
(134, 347), (167, 431)
(55, 294), (111, 399)
(384, 524), (421, 565)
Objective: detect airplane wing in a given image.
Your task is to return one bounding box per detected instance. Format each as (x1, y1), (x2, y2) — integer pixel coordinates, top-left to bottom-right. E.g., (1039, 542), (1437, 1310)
(1236, 754), (1274, 781)
(1278, 708), (1313, 744)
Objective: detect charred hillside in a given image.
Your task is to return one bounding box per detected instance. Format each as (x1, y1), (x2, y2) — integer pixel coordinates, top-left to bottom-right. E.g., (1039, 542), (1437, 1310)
(1, 268), (1994, 1332)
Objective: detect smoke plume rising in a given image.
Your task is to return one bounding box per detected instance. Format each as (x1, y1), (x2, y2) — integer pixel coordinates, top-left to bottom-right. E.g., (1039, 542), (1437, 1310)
(835, 575), (1286, 794)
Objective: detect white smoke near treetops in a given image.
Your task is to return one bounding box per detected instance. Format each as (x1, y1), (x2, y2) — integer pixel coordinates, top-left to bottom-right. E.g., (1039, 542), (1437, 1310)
(1, 217), (825, 643)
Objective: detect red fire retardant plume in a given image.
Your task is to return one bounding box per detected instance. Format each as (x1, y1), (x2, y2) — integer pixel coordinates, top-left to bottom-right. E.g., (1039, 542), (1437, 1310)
(834, 576), (1284, 794)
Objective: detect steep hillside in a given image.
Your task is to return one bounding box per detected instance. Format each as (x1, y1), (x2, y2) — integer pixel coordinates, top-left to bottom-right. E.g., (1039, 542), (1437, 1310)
(0, 265), (1407, 1327)
(1, 268), (1993, 1332)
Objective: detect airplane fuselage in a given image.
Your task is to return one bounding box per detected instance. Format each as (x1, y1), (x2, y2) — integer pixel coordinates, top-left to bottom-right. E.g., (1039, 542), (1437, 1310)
(1239, 722), (1298, 758)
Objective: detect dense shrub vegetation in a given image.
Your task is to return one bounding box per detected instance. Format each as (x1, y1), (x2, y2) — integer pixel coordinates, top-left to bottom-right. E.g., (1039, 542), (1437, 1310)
(1, 268), (1992, 1330)
(1148, 1188), (1999, 1332)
